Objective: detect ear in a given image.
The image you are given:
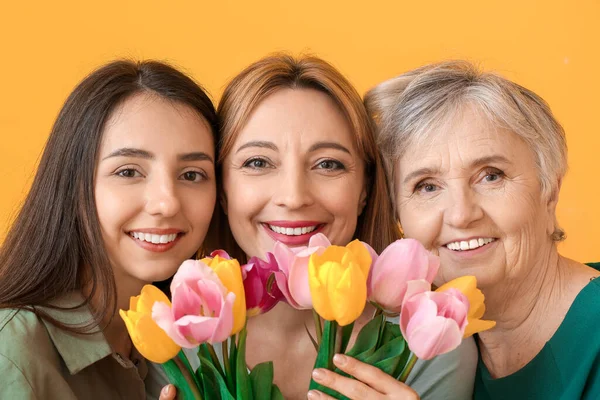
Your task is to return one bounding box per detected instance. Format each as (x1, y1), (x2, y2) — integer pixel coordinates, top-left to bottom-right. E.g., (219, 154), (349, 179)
(357, 186), (367, 215)
(545, 177), (562, 235)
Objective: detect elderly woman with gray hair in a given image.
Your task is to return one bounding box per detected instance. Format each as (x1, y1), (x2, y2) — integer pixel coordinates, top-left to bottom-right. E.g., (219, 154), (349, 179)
(365, 61), (600, 399)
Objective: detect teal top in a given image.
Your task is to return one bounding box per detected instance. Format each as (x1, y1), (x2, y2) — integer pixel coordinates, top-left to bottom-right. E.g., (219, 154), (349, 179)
(474, 263), (600, 399)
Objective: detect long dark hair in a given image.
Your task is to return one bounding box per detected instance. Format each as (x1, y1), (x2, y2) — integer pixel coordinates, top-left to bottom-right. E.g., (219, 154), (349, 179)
(0, 60), (218, 333)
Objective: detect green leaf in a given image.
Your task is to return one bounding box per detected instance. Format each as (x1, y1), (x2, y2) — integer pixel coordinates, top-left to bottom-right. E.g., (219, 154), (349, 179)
(249, 361), (274, 399)
(362, 336), (407, 374)
(270, 384), (285, 400)
(309, 320), (338, 394)
(177, 351), (203, 393)
(345, 314), (384, 359)
(338, 322), (354, 354)
(197, 355), (235, 400)
(162, 359), (202, 400)
(236, 327), (254, 400)
(379, 321), (402, 345)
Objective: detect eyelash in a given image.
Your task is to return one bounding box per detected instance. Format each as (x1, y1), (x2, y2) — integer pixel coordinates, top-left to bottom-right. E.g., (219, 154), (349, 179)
(241, 157), (346, 172)
(413, 168), (505, 193)
(314, 159), (346, 171)
(242, 157), (273, 170)
(113, 167), (208, 182)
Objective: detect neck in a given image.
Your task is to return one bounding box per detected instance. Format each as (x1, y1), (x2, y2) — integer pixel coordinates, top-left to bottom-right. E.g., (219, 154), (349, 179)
(482, 245), (563, 331)
(476, 244), (580, 377)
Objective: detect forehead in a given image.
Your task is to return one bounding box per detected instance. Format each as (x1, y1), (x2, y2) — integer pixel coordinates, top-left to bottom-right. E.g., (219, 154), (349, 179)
(399, 106), (534, 172)
(100, 93), (213, 153)
(234, 88), (355, 148)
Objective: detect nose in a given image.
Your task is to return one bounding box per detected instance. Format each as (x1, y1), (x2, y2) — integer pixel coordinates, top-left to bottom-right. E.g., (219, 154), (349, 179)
(443, 186), (484, 229)
(271, 166), (314, 210)
(144, 174), (181, 217)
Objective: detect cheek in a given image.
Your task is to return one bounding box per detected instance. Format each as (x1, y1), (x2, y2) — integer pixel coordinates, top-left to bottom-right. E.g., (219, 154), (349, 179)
(398, 204), (440, 248)
(183, 187), (217, 228)
(94, 182), (138, 236)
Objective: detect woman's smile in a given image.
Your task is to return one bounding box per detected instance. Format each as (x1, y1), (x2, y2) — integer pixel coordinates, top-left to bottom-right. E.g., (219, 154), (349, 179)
(262, 220), (326, 246)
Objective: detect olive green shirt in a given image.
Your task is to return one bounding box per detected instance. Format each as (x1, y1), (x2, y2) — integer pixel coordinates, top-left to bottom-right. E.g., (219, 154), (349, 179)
(0, 294), (149, 399)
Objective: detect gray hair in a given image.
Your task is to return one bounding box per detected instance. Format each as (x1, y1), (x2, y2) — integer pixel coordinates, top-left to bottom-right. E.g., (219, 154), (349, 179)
(365, 60), (567, 241)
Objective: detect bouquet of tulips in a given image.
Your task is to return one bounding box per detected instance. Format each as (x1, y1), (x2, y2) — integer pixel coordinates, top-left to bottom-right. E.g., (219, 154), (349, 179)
(120, 252), (285, 400)
(120, 234), (495, 400)
(269, 234), (496, 398)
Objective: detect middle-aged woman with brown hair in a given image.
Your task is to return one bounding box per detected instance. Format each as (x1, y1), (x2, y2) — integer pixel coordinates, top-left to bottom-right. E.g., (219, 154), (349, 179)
(156, 54), (478, 400)
(365, 60), (600, 399)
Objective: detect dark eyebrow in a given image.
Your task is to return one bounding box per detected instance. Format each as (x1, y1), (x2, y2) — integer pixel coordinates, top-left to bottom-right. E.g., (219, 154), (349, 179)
(179, 152), (214, 163)
(103, 148), (153, 160)
(402, 155), (512, 184)
(308, 141), (351, 155)
(103, 148), (213, 163)
(235, 141), (278, 153)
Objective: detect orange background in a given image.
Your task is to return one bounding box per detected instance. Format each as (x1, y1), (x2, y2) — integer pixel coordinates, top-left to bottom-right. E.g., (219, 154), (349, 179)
(1, 0), (598, 261)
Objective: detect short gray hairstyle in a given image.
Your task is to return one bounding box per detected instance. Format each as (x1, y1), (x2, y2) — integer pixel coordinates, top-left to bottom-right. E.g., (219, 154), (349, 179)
(365, 60), (567, 241)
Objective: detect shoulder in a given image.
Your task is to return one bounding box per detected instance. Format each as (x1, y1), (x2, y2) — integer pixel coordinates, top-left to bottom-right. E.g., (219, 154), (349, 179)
(0, 309), (60, 383)
(405, 337), (477, 400)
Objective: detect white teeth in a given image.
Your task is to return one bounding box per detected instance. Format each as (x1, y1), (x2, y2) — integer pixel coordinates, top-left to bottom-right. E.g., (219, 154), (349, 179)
(268, 224), (318, 236)
(130, 232), (178, 244)
(446, 238), (494, 251)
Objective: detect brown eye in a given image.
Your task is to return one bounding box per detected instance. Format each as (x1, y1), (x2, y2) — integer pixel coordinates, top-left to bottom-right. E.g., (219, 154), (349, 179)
(243, 157), (272, 169)
(180, 171), (205, 182)
(116, 168), (141, 178)
(316, 159), (345, 171)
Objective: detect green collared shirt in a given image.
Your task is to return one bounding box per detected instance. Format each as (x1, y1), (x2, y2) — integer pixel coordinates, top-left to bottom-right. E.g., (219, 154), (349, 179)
(0, 293), (149, 399)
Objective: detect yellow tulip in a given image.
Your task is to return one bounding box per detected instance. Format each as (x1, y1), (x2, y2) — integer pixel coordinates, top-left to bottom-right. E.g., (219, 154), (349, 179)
(308, 240), (372, 326)
(436, 276), (496, 337)
(201, 255), (247, 334)
(119, 285), (181, 363)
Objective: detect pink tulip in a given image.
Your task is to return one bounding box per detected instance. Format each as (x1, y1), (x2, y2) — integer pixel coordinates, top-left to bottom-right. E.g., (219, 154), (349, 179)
(152, 260), (235, 348)
(368, 238), (439, 313)
(271, 233), (331, 309)
(242, 252), (284, 316)
(399, 280), (469, 360)
(209, 249), (232, 259)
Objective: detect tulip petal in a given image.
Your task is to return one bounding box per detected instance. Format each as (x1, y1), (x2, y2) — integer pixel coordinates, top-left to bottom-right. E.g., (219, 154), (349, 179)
(332, 262), (367, 326)
(288, 257), (313, 309)
(273, 270), (301, 308)
(346, 240), (372, 278)
(152, 301), (196, 348)
(135, 314), (181, 363)
(407, 315), (463, 360)
(171, 282), (202, 320)
(272, 242), (296, 275)
(464, 318), (497, 338)
(308, 233), (331, 248)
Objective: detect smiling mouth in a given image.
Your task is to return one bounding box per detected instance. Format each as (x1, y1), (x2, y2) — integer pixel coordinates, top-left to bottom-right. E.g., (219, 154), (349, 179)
(445, 238), (496, 251)
(267, 224), (321, 236)
(129, 231), (181, 244)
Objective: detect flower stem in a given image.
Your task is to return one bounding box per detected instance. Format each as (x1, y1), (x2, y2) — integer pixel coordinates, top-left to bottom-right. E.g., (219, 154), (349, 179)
(206, 343), (225, 378)
(312, 309), (323, 345)
(372, 305), (383, 319)
(398, 353), (418, 383)
(222, 339), (234, 390)
(162, 357), (203, 400)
